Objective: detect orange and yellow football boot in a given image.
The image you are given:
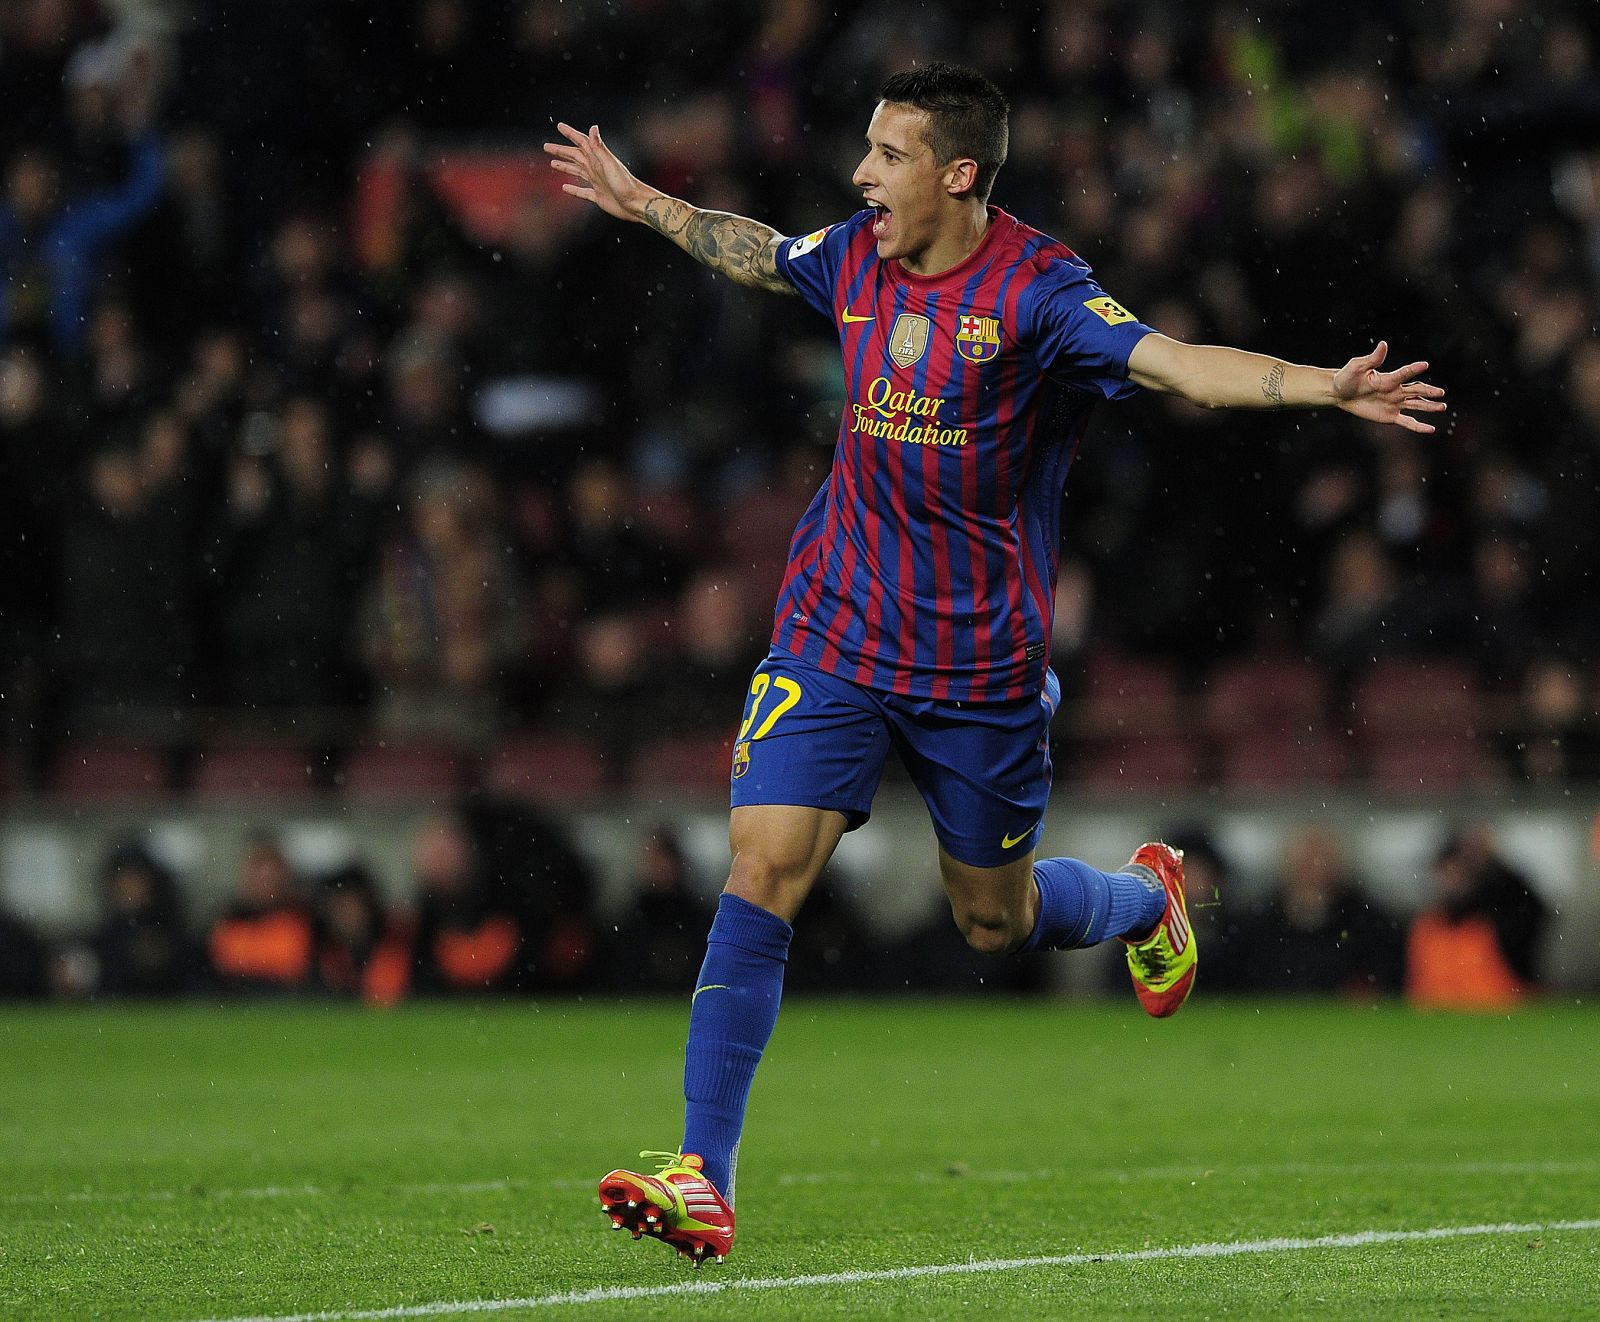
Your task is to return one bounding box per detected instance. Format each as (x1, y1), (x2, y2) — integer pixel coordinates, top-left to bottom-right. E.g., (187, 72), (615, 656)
(597, 1151), (734, 1267)
(1121, 842), (1197, 1017)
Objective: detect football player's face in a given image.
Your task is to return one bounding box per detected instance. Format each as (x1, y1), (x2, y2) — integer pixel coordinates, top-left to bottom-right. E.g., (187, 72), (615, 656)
(852, 102), (953, 262)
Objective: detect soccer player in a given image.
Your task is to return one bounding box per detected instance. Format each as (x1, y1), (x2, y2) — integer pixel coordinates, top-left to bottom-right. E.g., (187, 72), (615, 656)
(546, 63), (1444, 1266)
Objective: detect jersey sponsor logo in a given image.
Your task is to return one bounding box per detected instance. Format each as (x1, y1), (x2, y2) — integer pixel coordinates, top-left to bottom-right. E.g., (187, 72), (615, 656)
(787, 227), (831, 259)
(955, 313), (1001, 364)
(1084, 296), (1136, 325)
(1001, 823), (1039, 850)
(888, 312), (931, 368)
(841, 309), (874, 324)
(851, 375), (969, 447)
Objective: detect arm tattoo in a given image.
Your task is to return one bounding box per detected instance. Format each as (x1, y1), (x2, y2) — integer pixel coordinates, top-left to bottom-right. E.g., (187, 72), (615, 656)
(642, 196), (792, 295)
(1261, 360), (1287, 407)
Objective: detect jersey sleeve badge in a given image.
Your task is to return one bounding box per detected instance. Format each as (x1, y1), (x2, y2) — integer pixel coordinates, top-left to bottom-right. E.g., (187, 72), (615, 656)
(955, 314), (1001, 364)
(1084, 296), (1136, 325)
(787, 227), (832, 259)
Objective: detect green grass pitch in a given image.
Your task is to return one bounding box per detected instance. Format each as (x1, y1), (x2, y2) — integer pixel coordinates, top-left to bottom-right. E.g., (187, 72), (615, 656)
(2, 1000), (1597, 1319)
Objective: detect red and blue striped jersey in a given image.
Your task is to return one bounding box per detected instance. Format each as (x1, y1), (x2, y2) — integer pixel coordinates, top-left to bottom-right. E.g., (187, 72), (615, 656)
(768, 206), (1157, 703)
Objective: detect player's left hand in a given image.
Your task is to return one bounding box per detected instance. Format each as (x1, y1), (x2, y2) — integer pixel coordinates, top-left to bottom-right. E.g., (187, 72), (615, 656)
(1332, 341), (1447, 434)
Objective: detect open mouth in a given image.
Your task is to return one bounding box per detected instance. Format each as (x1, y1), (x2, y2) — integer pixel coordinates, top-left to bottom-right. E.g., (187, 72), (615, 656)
(867, 200), (891, 239)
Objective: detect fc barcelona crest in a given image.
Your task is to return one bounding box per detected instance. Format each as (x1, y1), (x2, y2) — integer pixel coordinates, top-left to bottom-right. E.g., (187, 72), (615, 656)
(888, 313), (931, 369)
(956, 314), (1001, 364)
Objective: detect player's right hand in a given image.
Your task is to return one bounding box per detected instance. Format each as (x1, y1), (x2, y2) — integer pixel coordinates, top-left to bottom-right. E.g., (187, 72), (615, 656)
(545, 123), (652, 222)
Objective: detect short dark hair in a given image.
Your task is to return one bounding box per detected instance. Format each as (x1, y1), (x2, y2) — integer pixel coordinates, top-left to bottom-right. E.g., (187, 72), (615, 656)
(879, 62), (1009, 203)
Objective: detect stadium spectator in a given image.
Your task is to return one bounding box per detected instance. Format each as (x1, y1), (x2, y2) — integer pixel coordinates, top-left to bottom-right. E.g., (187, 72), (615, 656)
(1236, 826), (1404, 997)
(1507, 659), (1600, 783)
(207, 837), (315, 993)
(0, 106), (165, 357)
(312, 863), (413, 1006)
(469, 799), (599, 992)
(547, 613), (651, 770)
(603, 825), (715, 994)
(1407, 825), (1550, 1009)
(1311, 531), (1406, 682)
(58, 435), (198, 723)
(656, 568), (768, 735)
(357, 460), (526, 744)
(408, 812), (524, 995)
(206, 395), (381, 707)
(0, 345), (65, 761)
(1462, 533), (1542, 691)
(550, 457), (684, 617)
(90, 841), (199, 997)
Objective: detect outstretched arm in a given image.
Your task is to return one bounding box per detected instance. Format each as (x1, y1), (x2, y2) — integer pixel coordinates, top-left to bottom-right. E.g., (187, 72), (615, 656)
(544, 122), (792, 295)
(1127, 334), (1446, 434)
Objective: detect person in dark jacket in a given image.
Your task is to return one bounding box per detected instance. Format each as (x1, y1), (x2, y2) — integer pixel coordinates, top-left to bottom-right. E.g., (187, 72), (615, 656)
(605, 824), (714, 994)
(408, 812), (524, 996)
(1237, 826), (1405, 996)
(313, 862), (413, 1006)
(1407, 824), (1548, 1008)
(93, 841), (199, 996)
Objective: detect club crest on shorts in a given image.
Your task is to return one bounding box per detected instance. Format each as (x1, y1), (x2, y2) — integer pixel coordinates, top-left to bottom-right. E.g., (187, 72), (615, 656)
(731, 740), (751, 779)
(956, 314), (1001, 364)
(888, 313), (931, 369)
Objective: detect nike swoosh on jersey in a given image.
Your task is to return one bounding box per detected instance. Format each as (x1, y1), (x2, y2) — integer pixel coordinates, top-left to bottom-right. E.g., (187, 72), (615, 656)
(1001, 825), (1039, 850)
(840, 310), (874, 323)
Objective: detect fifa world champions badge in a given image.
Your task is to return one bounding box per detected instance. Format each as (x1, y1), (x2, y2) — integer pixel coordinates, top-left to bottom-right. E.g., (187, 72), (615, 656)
(955, 314), (1001, 363)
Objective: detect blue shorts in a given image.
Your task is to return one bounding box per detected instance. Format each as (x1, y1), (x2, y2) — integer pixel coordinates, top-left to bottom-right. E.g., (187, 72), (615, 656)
(728, 648), (1059, 868)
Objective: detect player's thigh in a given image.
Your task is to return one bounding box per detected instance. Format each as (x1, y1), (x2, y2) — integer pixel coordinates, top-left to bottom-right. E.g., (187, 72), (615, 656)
(891, 674), (1057, 870)
(726, 650), (892, 919)
(937, 843), (1039, 952)
(726, 804), (850, 922)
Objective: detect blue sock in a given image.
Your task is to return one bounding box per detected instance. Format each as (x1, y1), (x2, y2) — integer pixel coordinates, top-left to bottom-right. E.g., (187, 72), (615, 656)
(681, 893), (791, 1205)
(1020, 856), (1167, 951)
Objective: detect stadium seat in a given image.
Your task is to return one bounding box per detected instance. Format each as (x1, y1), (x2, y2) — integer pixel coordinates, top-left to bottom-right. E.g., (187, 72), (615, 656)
(48, 744), (170, 798)
(1080, 650), (1183, 739)
(483, 733), (610, 804)
(630, 735), (734, 793)
(1203, 657), (1328, 734)
(1354, 659), (1480, 736)
(1218, 730), (1348, 788)
(339, 743), (467, 801)
(1075, 736), (1205, 795)
(191, 745), (319, 799)
(1367, 734), (1499, 791)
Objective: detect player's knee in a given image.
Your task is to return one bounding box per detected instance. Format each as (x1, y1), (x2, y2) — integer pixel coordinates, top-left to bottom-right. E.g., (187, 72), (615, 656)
(956, 911), (1025, 955)
(724, 849), (811, 919)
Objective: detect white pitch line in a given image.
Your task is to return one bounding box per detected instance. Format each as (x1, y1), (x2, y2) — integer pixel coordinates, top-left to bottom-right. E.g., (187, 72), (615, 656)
(8, 1158), (1597, 1209)
(197, 1218), (1600, 1322)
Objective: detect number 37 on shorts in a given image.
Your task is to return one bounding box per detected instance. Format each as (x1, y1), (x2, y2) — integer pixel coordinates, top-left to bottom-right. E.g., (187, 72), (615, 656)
(731, 670), (803, 779)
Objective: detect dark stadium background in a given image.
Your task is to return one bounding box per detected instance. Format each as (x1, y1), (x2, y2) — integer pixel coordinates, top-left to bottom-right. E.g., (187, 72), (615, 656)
(2, 0), (1598, 1001)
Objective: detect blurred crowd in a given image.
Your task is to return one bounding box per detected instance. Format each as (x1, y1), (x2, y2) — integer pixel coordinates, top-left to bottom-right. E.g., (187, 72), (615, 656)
(3, 0), (1600, 789)
(0, 811), (1554, 1006)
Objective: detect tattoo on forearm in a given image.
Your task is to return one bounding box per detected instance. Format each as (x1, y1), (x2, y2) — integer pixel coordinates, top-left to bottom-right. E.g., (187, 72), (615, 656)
(1261, 361), (1286, 407)
(642, 197), (791, 294)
